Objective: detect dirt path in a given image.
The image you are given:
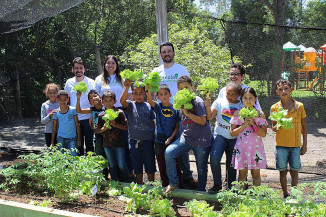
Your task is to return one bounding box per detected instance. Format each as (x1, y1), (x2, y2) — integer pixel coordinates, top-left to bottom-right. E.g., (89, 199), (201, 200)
(1, 118), (325, 188)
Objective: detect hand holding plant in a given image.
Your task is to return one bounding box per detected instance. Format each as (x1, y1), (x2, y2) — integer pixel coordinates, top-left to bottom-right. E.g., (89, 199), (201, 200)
(269, 108), (293, 130)
(73, 82), (88, 93)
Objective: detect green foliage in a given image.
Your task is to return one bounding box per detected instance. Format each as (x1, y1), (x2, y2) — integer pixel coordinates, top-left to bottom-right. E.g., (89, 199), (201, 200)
(73, 81), (88, 93)
(173, 89), (196, 110)
(197, 77), (219, 96)
(269, 108), (293, 130)
(102, 109), (119, 129)
(150, 199), (175, 217)
(120, 69), (144, 82)
(185, 199), (219, 217)
(0, 147), (106, 202)
(105, 180), (122, 196)
(239, 107), (258, 120)
(144, 71), (161, 93)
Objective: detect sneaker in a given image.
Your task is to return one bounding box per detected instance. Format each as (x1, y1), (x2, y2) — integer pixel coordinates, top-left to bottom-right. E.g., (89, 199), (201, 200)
(184, 178), (197, 190)
(208, 185), (222, 194)
(165, 184), (179, 194)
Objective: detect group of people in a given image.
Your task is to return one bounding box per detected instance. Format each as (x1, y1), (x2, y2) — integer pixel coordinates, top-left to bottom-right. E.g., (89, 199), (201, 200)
(41, 42), (307, 197)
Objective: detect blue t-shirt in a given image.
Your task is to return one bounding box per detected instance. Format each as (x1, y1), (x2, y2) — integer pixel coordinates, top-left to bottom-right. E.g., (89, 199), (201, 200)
(153, 102), (180, 143)
(53, 106), (78, 139)
(181, 96), (213, 147)
(125, 100), (155, 140)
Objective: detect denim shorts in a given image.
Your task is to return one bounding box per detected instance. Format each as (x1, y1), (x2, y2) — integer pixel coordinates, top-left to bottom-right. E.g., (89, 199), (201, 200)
(129, 139), (156, 174)
(275, 146), (301, 171)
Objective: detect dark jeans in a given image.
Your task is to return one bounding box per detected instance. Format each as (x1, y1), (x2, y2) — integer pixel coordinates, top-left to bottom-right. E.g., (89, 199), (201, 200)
(104, 146), (129, 182)
(78, 119), (94, 156)
(45, 133), (56, 147)
(94, 134), (109, 179)
(210, 135), (237, 189)
(129, 139), (156, 174)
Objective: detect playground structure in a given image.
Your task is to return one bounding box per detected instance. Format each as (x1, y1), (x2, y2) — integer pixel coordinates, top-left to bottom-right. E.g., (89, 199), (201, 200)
(282, 41), (325, 96)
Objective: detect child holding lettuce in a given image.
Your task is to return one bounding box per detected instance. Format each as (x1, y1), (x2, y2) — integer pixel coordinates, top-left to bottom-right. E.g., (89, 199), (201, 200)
(271, 79), (307, 198)
(97, 90), (129, 182)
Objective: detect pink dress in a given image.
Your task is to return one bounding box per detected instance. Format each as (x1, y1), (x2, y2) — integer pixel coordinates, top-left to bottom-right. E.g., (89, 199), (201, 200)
(231, 115), (268, 170)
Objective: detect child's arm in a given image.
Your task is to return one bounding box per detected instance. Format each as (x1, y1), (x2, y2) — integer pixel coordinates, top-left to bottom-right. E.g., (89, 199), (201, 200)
(145, 84), (155, 108)
(230, 111), (250, 136)
(205, 96), (217, 120)
(96, 115), (109, 134)
(51, 120), (57, 146)
(301, 117), (307, 155)
(74, 115), (81, 147)
(165, 121), (179, 145)
(110, 112), (128, 130)
(253, 112), (267, 137)
(182, 108), (207, 125)
(76, 91), (91, 113)
(120, 79), (131, 108)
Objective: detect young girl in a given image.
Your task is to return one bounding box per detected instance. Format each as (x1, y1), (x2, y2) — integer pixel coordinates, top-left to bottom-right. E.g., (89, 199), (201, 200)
(41, 83), (60, 147)
(230, 87), (267, 188)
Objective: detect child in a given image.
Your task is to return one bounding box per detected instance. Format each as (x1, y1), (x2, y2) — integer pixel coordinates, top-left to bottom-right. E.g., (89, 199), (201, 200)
(271, 79), (307, 198)
(120, 79), (156, 184)
(97, 90), (129, 182)
(76, 90), (104, 155)
(41, 83), (60, 147)
(51, 90), (81, 156)
(165, 75), (213, 193)
(230, 87), (267, 188)
(205, 82), (242, 193)
(146, 84), (183, 187)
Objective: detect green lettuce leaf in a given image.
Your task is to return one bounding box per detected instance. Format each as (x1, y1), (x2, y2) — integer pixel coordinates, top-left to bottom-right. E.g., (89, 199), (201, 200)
(197, 77), (219, 96)
(73, 81), (88, 93)
(102, 109), (119, 129)
(239, 107), (258, 121)
(173, 89), (196, 110)
(269, 108), (293, 130)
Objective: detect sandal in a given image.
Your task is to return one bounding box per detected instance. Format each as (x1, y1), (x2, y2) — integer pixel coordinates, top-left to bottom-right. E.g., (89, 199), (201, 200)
(165, 184), (179, 194)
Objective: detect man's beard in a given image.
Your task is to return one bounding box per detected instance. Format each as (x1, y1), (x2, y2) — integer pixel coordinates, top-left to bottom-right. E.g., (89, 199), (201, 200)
(163, 57), (174, 63)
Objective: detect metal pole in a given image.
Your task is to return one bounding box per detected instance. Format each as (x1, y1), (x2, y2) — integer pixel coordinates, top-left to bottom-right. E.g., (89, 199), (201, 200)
(155, 0), (168, 65)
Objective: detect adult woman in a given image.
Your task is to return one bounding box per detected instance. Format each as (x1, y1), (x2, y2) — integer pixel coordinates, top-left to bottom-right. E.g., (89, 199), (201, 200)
(94, 55), (134, 181)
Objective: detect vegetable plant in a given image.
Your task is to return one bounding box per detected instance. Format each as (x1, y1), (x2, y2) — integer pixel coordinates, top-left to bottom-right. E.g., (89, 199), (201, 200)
(173, 89), (196, 110)
(185, 199), (218, 217)
(269, 108), (293, 130)
(197, 77), (219, 96)
(143, 71), (161, 92)
(73, 81), (88, 93)
(102, 109), (119, 129)
(150, 198), (175, 217)
(239, 107), (258, 121)
(121, 69), (144, 82)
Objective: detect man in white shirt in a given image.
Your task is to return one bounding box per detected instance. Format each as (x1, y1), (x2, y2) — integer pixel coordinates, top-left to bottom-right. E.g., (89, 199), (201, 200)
(64, 57), (95, 156)
(218, 63), (261, 110)
(152, 42), (197, 189)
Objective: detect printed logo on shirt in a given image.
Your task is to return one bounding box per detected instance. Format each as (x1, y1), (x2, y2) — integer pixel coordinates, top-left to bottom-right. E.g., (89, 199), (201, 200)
(161, 109), (174, 117)
(160, 73), (179, 82)
(182, 119), (194, 126)
(221, 106), (238, 123)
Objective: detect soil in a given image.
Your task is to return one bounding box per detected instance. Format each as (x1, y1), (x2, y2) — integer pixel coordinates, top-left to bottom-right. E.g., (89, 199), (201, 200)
(0, 118), (325, 216)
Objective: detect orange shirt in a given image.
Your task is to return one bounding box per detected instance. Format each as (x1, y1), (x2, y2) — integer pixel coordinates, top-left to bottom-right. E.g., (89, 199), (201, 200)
(270, 100), (306, 147)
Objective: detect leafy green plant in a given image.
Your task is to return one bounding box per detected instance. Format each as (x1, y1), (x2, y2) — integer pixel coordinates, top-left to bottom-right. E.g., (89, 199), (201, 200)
(239, 107), (258, 121)
(0, 147), (106, 202)
(121, 69), (144, 82)
(121, 183), (149, 213)
(197, 77), (219, 96)
(173, 89), (196, 110)
(184, 199), (218, 217)
(143, 71), (161, 92)
(269, 107), (293, 130)
(102, 109), (119, 129)
(105, 180), (122, 196)
(73, 81), (88, 93)
(150, 198), (175, 217)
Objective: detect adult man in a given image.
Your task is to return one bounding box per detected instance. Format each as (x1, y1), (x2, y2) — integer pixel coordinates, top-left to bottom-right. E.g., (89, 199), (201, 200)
(152, 42), (197, 189)
(64, 57), (95, 156)
(218, 63), (261, 110)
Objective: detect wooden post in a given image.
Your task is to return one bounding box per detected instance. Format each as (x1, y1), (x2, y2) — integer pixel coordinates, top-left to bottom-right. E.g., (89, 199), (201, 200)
(95, 47), (102, 75)
(155, 0), (168, 65)
(16, 67), (23, 119)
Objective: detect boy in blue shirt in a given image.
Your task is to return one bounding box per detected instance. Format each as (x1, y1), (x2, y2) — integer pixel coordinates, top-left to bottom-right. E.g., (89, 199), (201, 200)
(165, 75), (213, 193)
(146, 84), (183, 187)
(120, 79), (156, 184)
(51, 90), (81, 156)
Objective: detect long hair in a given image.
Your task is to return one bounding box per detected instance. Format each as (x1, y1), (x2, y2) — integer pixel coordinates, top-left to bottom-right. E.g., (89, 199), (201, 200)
(102, 55), (122, 87)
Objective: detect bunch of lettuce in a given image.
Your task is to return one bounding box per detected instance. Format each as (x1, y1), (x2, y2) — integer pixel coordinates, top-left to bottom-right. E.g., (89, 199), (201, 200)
(121, 69), (144, 82)
(73, 81), (88, 93)
(173, 89), (196, 110)
(143, 71), (161, 92)
(102, 109), (119, 129)
(269, 108), (293, 130)
(239, 107), (258, 121)
(197, 77), (219, 96)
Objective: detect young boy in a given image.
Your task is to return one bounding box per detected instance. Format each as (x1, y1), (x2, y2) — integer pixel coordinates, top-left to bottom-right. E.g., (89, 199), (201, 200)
(205, 82), (242, 193)
(97, 90), (129, 182)
(146, 84), (183, 187)
(271, 79), (307, 198)
(51, 90), (81, 156)
(120, 79), (156, 184)
(165, 75), (213, 193)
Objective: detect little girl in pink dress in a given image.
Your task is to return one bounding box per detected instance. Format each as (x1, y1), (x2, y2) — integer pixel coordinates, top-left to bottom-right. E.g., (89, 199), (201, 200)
(230, 87), (268, 188)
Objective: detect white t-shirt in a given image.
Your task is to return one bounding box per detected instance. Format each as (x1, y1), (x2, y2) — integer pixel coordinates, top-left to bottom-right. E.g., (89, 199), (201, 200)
(152, 63), (189, 103)
(64, 76), (95, 120)
(218, 83), (262, 111)
(212, 98), (242, 139)
(94, 74), (130, 108)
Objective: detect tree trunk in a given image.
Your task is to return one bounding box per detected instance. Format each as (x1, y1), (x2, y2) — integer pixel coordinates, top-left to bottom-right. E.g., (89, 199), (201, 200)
(95, 47), (102, 75)
(155, 0), (168, 65)
(16, 67), (23, 119)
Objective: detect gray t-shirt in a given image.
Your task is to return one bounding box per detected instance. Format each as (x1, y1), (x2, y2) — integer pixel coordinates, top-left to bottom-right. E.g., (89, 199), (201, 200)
(41, 100), (59, 133)
(125, 100), (155, 141)
(181, 96), (213, 147)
